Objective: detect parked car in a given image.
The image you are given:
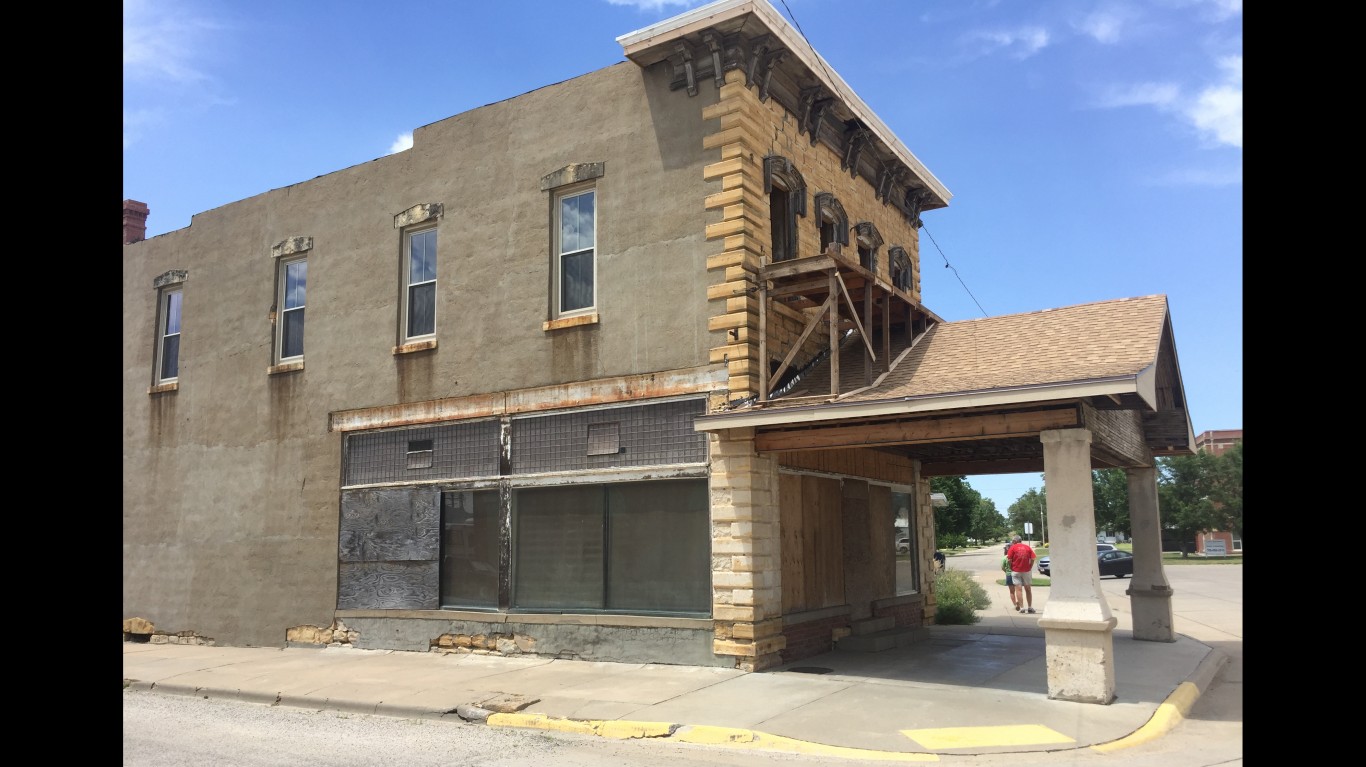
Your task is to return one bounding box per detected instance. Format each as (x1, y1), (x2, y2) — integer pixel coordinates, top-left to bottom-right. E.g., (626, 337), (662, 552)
(1036, 543), (1118, 577)
(896, 535), (910, 554)
(1097, 550), (1134, 578)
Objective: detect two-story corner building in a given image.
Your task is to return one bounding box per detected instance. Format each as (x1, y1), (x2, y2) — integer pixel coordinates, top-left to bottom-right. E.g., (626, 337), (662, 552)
(125, 0), (1197, 703)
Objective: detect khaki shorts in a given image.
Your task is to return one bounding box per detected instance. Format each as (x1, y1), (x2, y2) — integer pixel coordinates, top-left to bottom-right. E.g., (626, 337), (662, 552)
(1012, 570), (1033, 586)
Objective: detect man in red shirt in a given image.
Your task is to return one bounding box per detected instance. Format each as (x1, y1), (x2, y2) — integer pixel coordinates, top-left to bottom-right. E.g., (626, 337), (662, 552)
(1005, 535), (1038, 613)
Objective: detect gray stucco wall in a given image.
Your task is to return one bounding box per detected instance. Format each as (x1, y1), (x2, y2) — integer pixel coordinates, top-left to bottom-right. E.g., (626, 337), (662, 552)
(122, 60), (723, 648)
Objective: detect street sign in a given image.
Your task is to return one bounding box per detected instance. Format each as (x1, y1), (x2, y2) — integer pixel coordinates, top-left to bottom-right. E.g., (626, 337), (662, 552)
(1023, 522), (1034, 534)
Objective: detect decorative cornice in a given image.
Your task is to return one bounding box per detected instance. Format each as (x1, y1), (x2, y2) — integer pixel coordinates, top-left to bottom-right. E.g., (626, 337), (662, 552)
(875, 165), (907, 206)
(701, 30), (726, 88)
(675, 41), (697, 96)
(616, 3), (953, 208)
(841, 121), (871, 178)
(756, 47), (785, 102)
(744, 34), (772, 89)
(902, 188), (935, 229)
(798, 86), (834, 147)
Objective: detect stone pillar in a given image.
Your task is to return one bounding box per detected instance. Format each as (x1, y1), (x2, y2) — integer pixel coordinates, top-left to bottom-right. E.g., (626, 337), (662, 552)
(1125, 466), (1175, 642)
(1036, 428), (1117, 704)
(708, 427), (785, 671)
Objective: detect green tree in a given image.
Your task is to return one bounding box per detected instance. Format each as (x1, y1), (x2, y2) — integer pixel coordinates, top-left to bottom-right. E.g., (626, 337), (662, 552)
(1206, 441), (1242, 536)
(1157, 439), (1244, 555)
(1006, 485), (1047, 541)
(1157, 452), (1219, 555)
(969, 497), (1007, 543)
(1092, 468), (1130, 537)
(931, 476), (981, 541)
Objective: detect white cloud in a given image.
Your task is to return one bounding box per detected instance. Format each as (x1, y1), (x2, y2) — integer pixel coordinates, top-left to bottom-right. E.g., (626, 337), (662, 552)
(1197, 0), (1242, 22)
(389, 133), (414, 154)
(1095, 82), (1180, 109)
(1092, 57), (1240, 150)
(1185, 55), (1241, 148)
(1075, 9), (1129, 44)
(604, 0), (700, 11)
(963, 26), (1051, 60)
(123, 0), (223, 86)
(1155, 0), (1242, 22)
(123, 108), (162, 150)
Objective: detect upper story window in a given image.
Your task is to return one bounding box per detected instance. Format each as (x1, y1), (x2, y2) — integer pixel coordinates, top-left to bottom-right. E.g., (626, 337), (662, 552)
(404, 226), (438, 340)
(540, 164), (605, 327)
(270, 236), (312, 366)
(158, 289), (183, 382)
(151, 269), (187, 387)
(764, 156), (806, 262)
(278, 257), (307, 361)
(852, 221), (884, 274)
(813, 192), (848, 256)
(556, 187), (596, 316)
(393, 203), (443, 347)
(888, 246), (913, 293)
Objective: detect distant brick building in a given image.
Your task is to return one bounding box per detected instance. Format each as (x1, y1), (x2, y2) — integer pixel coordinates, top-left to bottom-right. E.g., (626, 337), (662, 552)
(1194, 429), (1241, 457)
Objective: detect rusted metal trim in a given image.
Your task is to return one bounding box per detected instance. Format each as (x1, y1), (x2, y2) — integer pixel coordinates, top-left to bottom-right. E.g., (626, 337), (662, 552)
(329, 366), (726, 432)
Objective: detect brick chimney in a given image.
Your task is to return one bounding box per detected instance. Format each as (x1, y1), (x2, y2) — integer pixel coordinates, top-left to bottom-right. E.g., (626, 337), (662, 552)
(123, 199), (149, 244)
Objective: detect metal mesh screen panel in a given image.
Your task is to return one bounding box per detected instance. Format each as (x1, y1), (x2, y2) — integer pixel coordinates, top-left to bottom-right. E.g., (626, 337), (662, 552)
(344, 420), (500, 485)
(512, 399), (706, 474)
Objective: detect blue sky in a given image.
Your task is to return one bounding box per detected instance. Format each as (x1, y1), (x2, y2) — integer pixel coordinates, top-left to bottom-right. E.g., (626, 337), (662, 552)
(123, 0), (1242, 516)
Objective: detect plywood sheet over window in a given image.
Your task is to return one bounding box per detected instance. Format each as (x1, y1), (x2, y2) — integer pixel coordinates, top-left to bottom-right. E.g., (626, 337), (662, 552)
(779, 473), (845, 613)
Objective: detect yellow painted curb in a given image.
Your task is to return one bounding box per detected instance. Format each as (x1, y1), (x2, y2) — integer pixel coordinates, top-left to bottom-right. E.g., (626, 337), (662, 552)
(1090, 681), (1200, 753)
(676, 725), (938, 762)
(902, 724), (1074, 750)
(486, 712), (675, 740)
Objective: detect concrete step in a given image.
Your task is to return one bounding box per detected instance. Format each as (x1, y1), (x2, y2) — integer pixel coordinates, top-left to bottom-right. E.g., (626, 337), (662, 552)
(837, 626), (929, 653)
(849, 616), (894, 635)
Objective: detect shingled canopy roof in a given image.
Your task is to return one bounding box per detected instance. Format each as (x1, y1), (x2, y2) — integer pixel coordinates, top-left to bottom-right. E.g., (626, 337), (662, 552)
(695, 295), (1195, 476)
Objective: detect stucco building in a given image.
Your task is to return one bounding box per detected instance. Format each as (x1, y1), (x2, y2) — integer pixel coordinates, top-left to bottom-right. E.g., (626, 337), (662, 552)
(124, 0), (1196, 703)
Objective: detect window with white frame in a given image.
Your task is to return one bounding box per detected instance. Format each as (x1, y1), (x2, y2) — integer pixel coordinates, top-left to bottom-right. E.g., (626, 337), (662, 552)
(555, 187), (595, 316)
(403, 226), (437, 339)
(151, 269), (187, 386)
(276, 255), (307, 362)
(157, 287), (183, 383)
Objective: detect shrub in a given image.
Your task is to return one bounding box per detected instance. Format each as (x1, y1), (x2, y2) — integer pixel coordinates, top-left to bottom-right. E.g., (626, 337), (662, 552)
(933, 567), (990, 625)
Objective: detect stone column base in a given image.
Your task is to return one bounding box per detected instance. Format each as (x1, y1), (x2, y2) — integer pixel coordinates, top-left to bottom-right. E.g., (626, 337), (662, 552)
(1126, 583), (1176, 642)
(1037, 616), (1118, 704)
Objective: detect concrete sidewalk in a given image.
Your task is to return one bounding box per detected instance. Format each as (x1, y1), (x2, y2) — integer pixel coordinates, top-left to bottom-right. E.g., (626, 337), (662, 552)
(123, 614), (1226, 760)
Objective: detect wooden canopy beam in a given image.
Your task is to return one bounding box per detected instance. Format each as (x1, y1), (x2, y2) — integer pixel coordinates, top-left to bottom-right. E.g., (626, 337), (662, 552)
(754, 407), (1082, 452)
